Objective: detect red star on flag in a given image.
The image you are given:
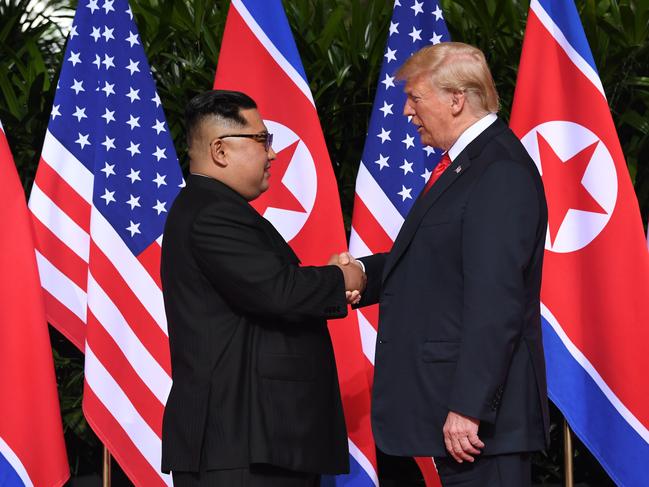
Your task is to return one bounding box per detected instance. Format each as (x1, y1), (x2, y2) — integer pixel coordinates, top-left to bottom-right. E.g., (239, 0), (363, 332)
(537, 133), (607, 245)
(254, 140), (306, 215)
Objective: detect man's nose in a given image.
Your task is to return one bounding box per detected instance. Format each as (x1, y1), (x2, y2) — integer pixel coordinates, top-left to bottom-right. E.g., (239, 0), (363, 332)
(403, 101), (414, 117)
(268, 147), (277, 160)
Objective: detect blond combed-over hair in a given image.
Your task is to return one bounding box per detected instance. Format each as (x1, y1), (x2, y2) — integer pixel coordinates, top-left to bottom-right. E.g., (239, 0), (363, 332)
(396, 42), (499, 115)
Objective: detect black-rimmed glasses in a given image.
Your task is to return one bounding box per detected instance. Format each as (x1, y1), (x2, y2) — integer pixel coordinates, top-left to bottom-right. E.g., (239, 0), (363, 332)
(219, 132), (274, 152)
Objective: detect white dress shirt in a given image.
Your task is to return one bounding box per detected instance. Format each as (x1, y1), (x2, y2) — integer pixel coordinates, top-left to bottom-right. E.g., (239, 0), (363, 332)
(447, 112), (497, 161)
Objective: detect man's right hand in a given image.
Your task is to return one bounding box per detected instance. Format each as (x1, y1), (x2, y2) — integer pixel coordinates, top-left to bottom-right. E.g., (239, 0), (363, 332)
(339, 261), (366, 293)
(328, 252), (366, 301)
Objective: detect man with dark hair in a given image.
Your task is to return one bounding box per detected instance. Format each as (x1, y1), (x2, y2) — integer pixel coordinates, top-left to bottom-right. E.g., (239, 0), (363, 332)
(161, 90), (364, 486)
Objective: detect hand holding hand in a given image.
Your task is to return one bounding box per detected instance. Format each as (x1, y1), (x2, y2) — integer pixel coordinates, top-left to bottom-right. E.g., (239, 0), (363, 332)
(336, 251), (355, 266)
(327, 252), (358, 267)
(345, 290), (362, 305)
(328, 252), (366, 301)
(443, 411), (484, 463)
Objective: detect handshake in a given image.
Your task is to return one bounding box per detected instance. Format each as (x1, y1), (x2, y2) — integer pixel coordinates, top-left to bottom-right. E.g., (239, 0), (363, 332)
(328, 252), (365, 305)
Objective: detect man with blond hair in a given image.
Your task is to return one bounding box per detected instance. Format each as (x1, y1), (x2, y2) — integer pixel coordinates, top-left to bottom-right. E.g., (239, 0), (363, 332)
(341, 42), (550, 486)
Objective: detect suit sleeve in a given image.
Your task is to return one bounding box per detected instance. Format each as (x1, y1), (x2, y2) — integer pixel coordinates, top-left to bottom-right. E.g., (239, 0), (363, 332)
(356, 252), (387, 307)
(190, 201), (348, 322)
(448, 159), (541, 423)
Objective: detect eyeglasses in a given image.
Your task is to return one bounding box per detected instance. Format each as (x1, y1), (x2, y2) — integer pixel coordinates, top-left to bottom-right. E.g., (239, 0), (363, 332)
(218, 132), (274, 152)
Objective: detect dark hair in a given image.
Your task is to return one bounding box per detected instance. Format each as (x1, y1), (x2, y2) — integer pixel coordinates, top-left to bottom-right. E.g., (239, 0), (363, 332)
(185, 90), (257, 147)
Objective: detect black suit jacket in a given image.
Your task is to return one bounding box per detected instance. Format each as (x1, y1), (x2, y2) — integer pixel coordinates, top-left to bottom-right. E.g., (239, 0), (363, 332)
(161, 175), (349, 474)
(360, 119), (550, 457)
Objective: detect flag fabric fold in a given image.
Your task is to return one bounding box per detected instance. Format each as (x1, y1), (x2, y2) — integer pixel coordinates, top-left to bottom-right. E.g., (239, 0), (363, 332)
(348, 1), (449, 485)
(510, 1), (649, 485)
(0, 120), (69, 487)
(214, 1), (378, 485)
(28, 0), (183, 484)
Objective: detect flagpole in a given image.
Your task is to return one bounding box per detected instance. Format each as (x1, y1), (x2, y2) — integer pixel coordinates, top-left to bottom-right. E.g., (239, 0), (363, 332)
(103, 446), (111, 487)
(563, 419), (574, 487)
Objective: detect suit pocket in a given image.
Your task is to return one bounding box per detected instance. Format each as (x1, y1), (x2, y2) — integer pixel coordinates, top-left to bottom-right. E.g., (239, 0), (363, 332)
(421, 341), (460, 363)
(259, 353), (314, 381)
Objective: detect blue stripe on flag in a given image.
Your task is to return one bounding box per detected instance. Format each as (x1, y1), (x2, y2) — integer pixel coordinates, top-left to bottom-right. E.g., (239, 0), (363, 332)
(321, 453), (375, 487)
(0, 452), (24, 487)
(543, 317), (649, 486)
(536, 0), (598, 73)
(241, 0), (309, 83)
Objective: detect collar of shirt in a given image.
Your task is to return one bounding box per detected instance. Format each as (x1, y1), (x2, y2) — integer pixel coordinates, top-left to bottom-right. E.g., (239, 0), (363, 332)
(447, 112), (498, 161)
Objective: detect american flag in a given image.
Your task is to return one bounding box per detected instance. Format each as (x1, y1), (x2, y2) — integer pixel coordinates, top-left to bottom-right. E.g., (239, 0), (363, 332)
(348, 1), (449, 485)
(28, 0), (183, 484)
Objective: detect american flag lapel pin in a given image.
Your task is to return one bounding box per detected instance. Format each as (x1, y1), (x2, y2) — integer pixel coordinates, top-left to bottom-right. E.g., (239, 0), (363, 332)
(455, 165), (462, 174)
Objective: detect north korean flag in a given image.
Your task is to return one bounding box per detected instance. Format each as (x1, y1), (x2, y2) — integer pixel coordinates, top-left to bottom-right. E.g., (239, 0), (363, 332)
(0, 121), (69, 486)
(213, 1), (378, 485)
(510, 1), (649, 485)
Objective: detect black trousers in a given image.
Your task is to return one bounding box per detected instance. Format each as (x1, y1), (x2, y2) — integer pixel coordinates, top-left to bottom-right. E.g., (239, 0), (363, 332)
(434, 453), (531, 487)
(172, 464), (320, 487)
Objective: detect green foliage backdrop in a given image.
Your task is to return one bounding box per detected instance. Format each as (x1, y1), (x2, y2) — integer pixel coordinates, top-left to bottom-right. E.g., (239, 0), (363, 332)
(1, 0), (646, 483)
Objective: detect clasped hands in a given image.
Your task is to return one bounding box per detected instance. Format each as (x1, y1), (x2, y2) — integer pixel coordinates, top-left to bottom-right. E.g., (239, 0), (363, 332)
(328, 252), (365, 305)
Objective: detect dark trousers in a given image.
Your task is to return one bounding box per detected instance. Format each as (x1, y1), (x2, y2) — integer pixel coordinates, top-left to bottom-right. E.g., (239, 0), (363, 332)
(434, 453), (531, 487)
(172, 464), (320, 487)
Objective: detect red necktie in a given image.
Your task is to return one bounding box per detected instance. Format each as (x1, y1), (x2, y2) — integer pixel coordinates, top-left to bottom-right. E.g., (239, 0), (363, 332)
(422, 153), (452, 195)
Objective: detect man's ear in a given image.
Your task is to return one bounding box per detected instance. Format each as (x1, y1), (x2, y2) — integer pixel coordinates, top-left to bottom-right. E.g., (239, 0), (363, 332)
(210, 139), (228, 167)
(450, 90), (466, 116)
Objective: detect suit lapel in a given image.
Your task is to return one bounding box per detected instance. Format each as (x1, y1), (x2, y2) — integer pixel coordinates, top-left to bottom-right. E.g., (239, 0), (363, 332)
(381, 152), (471, 283)
(188, 175), (300, 264)
(232, 190), (301, 264)
(256, 215), (301, 264)
(381, 118), (509, 284)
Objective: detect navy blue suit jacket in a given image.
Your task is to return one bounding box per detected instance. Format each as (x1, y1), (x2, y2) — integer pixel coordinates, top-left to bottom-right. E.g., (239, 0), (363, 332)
(360, 119), (550, 457)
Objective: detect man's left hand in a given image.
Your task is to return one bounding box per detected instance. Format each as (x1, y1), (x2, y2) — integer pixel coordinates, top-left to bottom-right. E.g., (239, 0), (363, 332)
(443, 411), (484, 463)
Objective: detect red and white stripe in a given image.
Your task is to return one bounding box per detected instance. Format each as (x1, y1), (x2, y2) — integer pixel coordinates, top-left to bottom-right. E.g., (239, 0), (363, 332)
(350, 161), (443, 487)
(30, 130), (172, 486)
(349, 161), (404, 370)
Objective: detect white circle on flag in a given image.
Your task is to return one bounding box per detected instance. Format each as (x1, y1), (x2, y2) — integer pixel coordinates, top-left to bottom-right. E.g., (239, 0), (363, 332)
(262, 120), (317, 242)
(520, 121), (617, 253)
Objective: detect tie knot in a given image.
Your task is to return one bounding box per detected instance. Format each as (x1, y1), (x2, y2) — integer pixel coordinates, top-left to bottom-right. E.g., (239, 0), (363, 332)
(439, 153), (451, 168)
(422, 153), (452, 195)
